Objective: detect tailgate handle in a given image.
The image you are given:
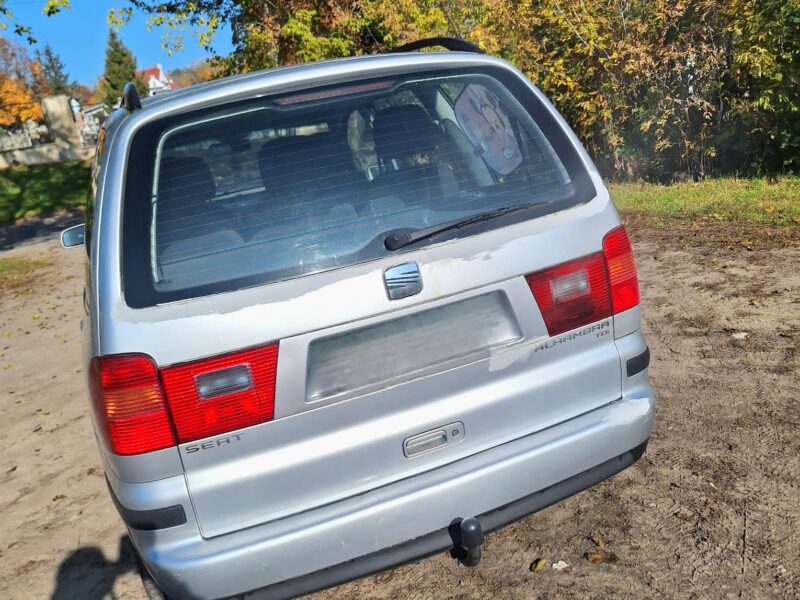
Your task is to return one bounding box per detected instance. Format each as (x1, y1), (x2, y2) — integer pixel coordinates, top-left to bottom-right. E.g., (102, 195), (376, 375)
(403, 422), (464, 458)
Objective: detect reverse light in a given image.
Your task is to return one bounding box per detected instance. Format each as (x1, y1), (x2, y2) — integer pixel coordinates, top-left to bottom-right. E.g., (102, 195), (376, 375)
(195, 365), (253, 400)
(89, 354), (175, 456)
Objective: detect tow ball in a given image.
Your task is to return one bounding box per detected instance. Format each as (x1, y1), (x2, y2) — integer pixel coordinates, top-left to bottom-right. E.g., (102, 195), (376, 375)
(449, 517), (485, 567)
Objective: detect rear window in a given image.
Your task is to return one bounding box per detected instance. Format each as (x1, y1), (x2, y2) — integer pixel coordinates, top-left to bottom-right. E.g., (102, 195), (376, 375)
(122, 67), (595, 307)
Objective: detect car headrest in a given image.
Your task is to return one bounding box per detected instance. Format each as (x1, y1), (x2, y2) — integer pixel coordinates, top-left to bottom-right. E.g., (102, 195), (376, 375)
(258, 134), (352, 195)
(372, 105), (441, 163)
(157, 156), (216, 209)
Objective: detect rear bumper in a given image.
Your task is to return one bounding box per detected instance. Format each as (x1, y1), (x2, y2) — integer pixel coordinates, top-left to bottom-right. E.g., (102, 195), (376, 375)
(247, 439), (647, 600)
(121, 390), (654, 600)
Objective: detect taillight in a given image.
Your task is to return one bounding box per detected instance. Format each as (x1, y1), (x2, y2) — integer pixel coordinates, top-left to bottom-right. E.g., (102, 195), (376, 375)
(525, 226), (640, 336)
(89, 354), (175, 456)
(160, 343), (278, 443)
(89, 343), (279, 454)
(603, 226), (640, 314)
(525, 253), (612, 336)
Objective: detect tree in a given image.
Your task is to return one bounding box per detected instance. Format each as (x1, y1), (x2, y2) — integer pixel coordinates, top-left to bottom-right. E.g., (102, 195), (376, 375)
(0, 76), (43, 127)
(0, 37), (43, 88)
(98, 29), (146, 109)
(169, 60), (216, 88)
(726, 0), (800, 173)
(125, 1), (385, 74)
(0, 38), (44, 126)
(15, 0), (800, 178)
(0, 0), (71, 44)
(36, 43), (71, 95)
(72, 83), (98, 105)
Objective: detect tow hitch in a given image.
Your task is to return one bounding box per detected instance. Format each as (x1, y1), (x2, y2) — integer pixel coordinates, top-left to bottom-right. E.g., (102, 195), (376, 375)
(449, 517), (484, 567)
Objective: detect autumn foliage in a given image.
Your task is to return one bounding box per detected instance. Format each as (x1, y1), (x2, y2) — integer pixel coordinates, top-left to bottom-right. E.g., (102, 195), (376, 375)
(364, 0), (800, 179)
(0, 39), (44, 127)
(128, 0), (800, 180)
(0, 76), (43, 128)
(6, 1), (795, 179)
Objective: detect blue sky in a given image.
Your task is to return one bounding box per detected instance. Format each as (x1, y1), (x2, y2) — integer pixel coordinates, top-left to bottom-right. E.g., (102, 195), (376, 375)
(5, 0), (234, 85)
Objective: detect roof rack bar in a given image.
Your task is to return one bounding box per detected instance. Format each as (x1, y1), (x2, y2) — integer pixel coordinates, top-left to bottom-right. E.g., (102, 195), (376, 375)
(391, 37), (484, 54)
(122, 82), (142, 112)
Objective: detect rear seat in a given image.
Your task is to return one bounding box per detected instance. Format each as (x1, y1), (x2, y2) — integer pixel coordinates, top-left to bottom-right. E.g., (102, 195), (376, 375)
(156, 156), (244, 280)
(157, 156), (230, 245)
(371, 105), (461, 205)
(259, 134), (364, 198)
(252, 133), (369, 242)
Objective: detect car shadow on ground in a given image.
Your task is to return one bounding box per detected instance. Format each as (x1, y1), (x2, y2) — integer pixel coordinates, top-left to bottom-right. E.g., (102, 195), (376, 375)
(0, 209), (83, 251)
(50, 535), (136, 600)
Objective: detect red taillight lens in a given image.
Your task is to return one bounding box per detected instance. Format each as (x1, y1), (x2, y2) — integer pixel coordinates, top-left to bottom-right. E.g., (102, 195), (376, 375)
(603, 226), (640, 314)
(161, 344), (278, 443)
(89, 355), (176, 456)
(525, 253), (612, 336)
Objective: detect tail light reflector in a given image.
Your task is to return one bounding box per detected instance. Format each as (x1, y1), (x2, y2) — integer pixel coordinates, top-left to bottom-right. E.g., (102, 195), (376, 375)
(525, 253), (612, 336)
(89, 355), (175, 456)
(603, 226), (640, 314)
(160, 344), (278, 443)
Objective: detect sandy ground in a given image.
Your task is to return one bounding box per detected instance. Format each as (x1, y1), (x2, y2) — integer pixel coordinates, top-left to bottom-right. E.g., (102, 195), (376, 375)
(0, 218), (798, 600)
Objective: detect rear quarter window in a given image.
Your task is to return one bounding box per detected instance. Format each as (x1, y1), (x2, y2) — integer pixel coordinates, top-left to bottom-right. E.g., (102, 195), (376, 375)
(121, 67), (595, 307)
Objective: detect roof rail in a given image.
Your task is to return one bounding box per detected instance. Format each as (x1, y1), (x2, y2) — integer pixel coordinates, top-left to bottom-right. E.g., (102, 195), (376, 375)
(391, 37), (484, 54)
(122, 82), (142, 112)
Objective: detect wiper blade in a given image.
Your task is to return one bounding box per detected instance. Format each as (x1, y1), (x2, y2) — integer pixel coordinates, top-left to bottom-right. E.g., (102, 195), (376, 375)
(384, 201), (554, 251)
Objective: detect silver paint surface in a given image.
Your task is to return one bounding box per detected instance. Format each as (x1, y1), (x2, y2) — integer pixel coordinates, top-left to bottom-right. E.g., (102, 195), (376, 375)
(79, 50), (655, 599)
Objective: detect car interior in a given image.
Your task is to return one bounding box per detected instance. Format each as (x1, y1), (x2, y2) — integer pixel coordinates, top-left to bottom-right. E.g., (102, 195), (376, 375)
(152, 77), (569, 289)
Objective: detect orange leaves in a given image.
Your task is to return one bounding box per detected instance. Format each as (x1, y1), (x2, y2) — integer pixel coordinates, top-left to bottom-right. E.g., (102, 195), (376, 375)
(0, 75), (43, 127)
(0, 38), (45, 127)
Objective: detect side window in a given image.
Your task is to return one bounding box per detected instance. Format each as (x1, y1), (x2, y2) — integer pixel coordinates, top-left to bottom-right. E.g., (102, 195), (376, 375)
(85, 126), (107, 254)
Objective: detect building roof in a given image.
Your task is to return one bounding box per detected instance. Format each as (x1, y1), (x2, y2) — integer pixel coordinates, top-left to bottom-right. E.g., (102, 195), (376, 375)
(137, 64), (167, 84)
(139, 66), (160, 81)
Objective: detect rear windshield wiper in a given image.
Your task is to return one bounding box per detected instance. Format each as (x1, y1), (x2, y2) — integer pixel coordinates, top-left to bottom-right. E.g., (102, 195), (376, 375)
(384, 201), (555, 251)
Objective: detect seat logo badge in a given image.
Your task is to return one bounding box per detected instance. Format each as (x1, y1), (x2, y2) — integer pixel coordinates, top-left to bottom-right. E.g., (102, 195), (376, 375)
(384, 262), (423, 300)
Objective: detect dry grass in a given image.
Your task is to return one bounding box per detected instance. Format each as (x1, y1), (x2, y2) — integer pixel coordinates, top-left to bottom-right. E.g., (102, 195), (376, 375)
(0, 256), (50, 292)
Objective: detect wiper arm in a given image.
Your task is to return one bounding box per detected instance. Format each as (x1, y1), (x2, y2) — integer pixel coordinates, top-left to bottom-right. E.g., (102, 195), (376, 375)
(384, 201), (554, 251)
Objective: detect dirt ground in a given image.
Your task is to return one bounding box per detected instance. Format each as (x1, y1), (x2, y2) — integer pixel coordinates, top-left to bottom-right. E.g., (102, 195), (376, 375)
(1, 216), (798, 600)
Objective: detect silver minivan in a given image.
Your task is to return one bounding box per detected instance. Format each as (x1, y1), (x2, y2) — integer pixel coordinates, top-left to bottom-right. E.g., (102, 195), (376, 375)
(62, 39), (654, 600)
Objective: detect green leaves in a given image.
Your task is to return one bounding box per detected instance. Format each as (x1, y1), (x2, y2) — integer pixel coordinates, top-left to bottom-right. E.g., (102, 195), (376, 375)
(20, 0), (794, 178)
(98, 30), (146, 109)
(280, 9), (352, 64)
(42, 0), (71, 18)
(107, 7), (134, 28)
(35, 43), (71, 95)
